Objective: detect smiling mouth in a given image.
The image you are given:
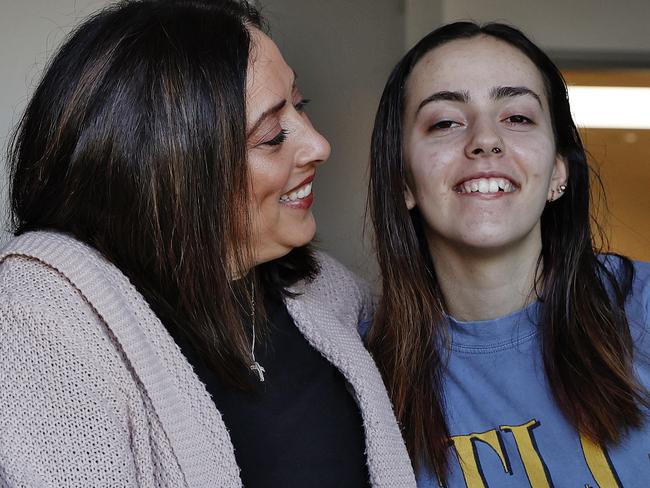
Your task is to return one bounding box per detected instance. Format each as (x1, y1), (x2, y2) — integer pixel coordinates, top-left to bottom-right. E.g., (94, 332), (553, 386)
(454, 177), (517, 194)
(279, 181), (313, 203)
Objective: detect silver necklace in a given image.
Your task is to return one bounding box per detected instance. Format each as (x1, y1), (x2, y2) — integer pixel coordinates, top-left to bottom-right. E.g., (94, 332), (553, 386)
(248, 281), (265, 382)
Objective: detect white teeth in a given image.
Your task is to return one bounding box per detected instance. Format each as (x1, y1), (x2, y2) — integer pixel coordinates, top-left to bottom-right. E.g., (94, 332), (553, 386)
(280, 182), (312, 202)
(456, 177), (516, 194)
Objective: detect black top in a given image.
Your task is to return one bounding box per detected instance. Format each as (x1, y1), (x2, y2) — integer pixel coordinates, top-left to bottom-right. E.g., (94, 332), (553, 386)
(171, 290), (371, 488)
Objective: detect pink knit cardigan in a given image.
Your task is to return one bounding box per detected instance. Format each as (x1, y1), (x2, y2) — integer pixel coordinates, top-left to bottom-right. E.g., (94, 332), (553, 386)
(0, 231), (416, 487)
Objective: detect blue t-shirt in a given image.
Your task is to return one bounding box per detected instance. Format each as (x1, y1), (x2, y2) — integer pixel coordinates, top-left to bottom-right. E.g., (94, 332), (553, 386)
(414, 258), (650, 488)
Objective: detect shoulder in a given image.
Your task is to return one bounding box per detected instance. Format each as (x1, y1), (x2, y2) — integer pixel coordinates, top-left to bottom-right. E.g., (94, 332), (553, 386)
(601, 255), (650, 344)
(296, 251), (375, 327)
(313, 251), (372, 300)
(0, 252), (81, 313)
(313, 251), (360, 287)
(0, 240), (144, 482)
(598, 253), (649, 295)
(0, 255), (110, 369)
(0, 232), (112, 319)
(629, 258), (650, 319)
(0, 235), (131, 380)
(592, 254), (650, 346)
(631, 259), (650, 290)
(0, 232), (138, 389)
(601, 254), (650, 303)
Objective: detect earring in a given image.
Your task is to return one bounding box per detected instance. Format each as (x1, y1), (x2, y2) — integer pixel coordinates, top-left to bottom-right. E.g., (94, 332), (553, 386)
(548, 184), (567, 203)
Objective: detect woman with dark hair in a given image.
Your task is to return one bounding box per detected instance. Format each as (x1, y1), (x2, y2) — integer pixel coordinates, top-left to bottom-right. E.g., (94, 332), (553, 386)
(0, 1), (416, 486)
(367, 22), (650, 487)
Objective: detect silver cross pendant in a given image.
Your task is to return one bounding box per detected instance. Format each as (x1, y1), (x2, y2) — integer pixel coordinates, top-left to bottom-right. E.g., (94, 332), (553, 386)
(250, 361), (266, 382)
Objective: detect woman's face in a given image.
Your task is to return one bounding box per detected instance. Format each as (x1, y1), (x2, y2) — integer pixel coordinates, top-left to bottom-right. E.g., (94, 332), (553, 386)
(246, 29), (330, 266)
(402, 36), (567, 256)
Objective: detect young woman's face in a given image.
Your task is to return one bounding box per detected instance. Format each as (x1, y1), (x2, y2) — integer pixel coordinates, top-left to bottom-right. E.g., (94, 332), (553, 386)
(402, 36), (567, 255)
(246, 29), (330, 266)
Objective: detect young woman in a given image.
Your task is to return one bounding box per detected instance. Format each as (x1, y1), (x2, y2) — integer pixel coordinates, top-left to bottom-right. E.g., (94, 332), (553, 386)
(368, 22), (650, 487)
(0, 1), (415, 486)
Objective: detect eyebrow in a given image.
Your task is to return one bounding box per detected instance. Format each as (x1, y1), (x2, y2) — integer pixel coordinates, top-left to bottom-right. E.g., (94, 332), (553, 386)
(247, 71), (298, 137)
(247, 99), (287, 137)
(414, 85), (542, 117)
(490, 86), (542, 107)
(416, 90), (469, 115)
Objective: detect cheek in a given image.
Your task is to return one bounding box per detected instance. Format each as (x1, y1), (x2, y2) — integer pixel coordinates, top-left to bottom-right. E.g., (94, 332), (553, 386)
(508, 135), (557, 180)
(249, 159), (291, 207)
(407, 142), (454, 197)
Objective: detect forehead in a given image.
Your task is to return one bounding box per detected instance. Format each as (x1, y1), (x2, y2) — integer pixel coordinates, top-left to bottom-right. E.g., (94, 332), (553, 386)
(247, 29), (293, 103)
(406, 35), (547, 105)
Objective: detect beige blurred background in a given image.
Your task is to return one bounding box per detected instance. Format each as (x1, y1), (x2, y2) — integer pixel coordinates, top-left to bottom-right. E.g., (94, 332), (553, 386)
(1, 0), (649, 284)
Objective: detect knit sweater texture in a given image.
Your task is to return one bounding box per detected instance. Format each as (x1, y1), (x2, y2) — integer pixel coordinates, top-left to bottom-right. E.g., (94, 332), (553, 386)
(0, 231), (416, 487)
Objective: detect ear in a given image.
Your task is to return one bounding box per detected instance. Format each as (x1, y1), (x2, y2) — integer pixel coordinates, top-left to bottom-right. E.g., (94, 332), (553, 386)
(548, 155), (568, 202)
(404, 183), (416, 210)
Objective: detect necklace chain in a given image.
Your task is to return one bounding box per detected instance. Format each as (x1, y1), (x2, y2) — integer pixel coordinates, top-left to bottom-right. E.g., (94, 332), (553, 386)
(248, 280), (265, 382)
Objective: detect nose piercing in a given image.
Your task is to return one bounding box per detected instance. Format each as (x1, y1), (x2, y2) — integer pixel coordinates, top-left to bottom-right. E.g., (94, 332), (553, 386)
(491, 147), (502, 154)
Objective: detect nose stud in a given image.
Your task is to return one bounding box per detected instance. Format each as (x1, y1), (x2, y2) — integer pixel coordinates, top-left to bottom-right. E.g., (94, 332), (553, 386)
(491, 147), (502, 154)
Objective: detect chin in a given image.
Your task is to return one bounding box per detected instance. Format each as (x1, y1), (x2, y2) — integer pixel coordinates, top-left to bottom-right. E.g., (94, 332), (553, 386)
(288, 215), (317, 248)
(288, 229), (316, 250)
(260, 226), (316, 264)
(454, 228), (537, 255)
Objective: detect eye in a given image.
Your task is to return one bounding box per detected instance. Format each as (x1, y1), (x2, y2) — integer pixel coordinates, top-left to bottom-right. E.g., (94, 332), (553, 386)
(504, 114), (533, 125)
(429, 120), (460, 131)
(263, 129), (288, 147)
(295, 98), (311, 112)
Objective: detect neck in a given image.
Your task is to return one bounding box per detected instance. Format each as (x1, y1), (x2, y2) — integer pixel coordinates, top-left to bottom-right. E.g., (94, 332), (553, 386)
(428, 233), (542, 322)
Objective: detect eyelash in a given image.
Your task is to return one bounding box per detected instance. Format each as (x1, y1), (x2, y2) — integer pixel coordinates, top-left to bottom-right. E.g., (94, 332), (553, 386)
(430, 120), (458, 131)
(428, 114), (533, 132)
(262, 99), (312, 147)
(295, 98), (311, 112)
(505, 114), (532, 124)
(264, 129), (288, 146)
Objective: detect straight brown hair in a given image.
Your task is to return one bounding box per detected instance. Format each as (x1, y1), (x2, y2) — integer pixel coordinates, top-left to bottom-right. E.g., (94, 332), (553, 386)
(368, 21), (649, 482)
(8, 0), (318, 389)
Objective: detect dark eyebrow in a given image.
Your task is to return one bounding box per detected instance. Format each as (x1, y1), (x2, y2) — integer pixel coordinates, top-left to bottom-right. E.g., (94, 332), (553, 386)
(490, 86), (542, 107)
(248, 71), (298, 137)
(247, 99), (287, 137)
(416, 90), (470, 116)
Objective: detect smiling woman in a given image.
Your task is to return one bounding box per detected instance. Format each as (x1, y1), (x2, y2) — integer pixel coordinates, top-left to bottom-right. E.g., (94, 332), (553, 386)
(402, 35), (567, 258)
(0, 1), (415, 486)
(367, 22), (650, 488)
(246, 29), (330, 265)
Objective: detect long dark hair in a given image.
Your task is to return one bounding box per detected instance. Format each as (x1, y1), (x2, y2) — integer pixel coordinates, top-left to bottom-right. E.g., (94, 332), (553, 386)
(8, 0), (318, 388)
(368, 21), (649, 480)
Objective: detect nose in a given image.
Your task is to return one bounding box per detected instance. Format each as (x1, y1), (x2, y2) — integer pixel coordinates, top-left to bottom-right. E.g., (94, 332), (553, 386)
(465, 118), (504, 159)
(295, 117), (331, 168)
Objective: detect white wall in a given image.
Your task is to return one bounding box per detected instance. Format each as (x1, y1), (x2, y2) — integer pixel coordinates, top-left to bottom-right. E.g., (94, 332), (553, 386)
(404, 0), (650, 54)
(405, 0), (442, 49)
(0, 0), (110, 243)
